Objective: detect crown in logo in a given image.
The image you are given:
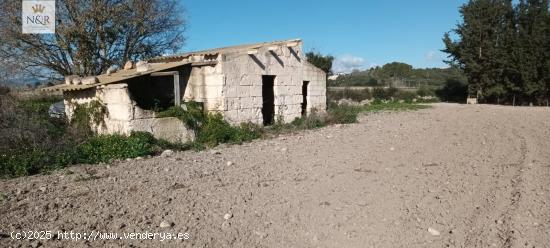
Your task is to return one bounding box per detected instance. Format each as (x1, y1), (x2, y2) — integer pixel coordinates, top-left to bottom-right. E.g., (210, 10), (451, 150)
(32, 4), (46, 14)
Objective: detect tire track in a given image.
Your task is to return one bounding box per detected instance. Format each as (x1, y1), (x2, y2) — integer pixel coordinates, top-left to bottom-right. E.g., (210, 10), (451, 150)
(463, 110), (529, 248)
(498, 130), (528, 248)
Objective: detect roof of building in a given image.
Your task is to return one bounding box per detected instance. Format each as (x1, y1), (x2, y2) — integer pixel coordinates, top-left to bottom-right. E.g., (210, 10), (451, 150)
(148, 39), (302, 63)
(42, 39), (302, 92)
(42, 61), (215, 92)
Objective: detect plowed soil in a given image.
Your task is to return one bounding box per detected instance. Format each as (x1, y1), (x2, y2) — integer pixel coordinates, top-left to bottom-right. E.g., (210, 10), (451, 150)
(1, 103), (549, 247)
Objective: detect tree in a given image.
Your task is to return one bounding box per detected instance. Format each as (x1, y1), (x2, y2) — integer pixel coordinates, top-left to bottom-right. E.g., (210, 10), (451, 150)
(327, 62), (466, 88)
(443, 0), (513, 99)
(306, 51), (334, 75)
(0, 0), (187, 79)
(515, 0), (549, 103)
(380, 62), (413, 86)
(443, 0), (550, 104)
(436, 78), (469, 103)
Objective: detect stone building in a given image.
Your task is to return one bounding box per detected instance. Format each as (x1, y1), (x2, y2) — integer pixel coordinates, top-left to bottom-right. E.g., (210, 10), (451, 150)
(43, 39), (327, 143)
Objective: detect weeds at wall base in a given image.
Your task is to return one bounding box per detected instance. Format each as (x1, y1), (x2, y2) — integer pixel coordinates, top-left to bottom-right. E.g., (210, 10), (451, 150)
(1, 95), (428, 178)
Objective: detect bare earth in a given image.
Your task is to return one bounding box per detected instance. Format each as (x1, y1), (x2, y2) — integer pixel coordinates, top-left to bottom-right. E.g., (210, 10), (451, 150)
(1, 103), (550, 248)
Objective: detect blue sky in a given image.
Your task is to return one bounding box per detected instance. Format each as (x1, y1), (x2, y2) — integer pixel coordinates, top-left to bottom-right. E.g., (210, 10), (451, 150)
(183, 0), (468, 72)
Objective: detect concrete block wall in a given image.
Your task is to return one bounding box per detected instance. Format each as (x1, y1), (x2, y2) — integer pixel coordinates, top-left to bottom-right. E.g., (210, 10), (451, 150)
(96, 84), (134, 135)
(303, 61), (327, 114)
(63, 85), (131, 135)
(64, 83), (194, 143)
(130, 117), (195, 143)
(183, 58), (225, 112)
(221, 43), (306, 124)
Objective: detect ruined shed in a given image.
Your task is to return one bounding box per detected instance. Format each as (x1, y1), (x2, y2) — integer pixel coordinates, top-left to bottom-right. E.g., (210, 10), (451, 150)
(43, 39), (327, 143)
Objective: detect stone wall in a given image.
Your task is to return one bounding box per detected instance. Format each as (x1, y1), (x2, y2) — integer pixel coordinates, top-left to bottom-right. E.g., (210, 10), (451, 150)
(183, 57), (225, 113)
(221, 43), (306, 124)
(63, 83), (194, 143)
(96, 84), (134, 135)
(130, 117), (195, 143)
(303, 61), (327, 114)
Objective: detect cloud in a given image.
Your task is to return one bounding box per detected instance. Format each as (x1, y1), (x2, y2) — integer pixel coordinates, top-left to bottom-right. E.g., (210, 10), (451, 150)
(425, 50), (439, 62)
(332, 54), (370, 73)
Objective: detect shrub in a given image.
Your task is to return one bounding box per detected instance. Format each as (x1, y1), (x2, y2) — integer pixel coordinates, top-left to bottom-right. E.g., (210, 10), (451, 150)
(156, 102), (205, 131)
(197, 113), (262, 147)
(436, 79), (468, 103)
(372, 87), (387, 100)
(326, 104), (360, 124)
(1, 146), (77, 178)
(70, 100), (106, 137)
(394, 90), (417, 102)
(155, 138), (204, 151)
(0, 93), (81, 178)
(290, 110), (326, 129)
(385, 87), (398, 99)
(327, 88), (372, 102)
(417, 85), (436, 97)
(234, 122), (263, 141)
(77, 132), (156, 164)
(342, 88), (372, 101)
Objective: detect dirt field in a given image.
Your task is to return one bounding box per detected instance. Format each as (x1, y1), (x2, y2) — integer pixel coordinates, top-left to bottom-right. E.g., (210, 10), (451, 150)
(1, 103), (549, 248)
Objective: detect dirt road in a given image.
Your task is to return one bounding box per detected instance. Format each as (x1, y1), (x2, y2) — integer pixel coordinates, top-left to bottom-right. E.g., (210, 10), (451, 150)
(1, 103), (549, 247)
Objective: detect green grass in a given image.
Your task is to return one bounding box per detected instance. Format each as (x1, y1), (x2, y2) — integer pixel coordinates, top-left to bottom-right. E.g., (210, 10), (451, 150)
(326, 101), (430, 124)
(362, 101), (430, 112)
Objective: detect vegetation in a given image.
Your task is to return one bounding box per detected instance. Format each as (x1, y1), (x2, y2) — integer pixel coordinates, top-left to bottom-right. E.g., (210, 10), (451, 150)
(70, 100), (107, 135)
(327, 86), (439, 103)
(1, 88), (428, 178)
(0, 0), (186, 78)
(0, 91), (184, 178)
(329, 62), (467, 88)
(325, 101), (430, 124)
(156, 103), (262, 147)
(157, 102), (205, 131)
(0, 91), (73, 177)
(77, 132), (156, 164)
(443, 0), (550, 105)
(197, 114), (262, 147)
(436, 79), (469, 103)
(306, 51), (335, 74)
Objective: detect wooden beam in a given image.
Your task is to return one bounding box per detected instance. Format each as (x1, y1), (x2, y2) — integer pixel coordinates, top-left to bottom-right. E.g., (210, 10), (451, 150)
(191, 61), (218, 67)
(286, 41), (299, 47)
(150, 71), (178, 77)
(174, 74), (180, 106)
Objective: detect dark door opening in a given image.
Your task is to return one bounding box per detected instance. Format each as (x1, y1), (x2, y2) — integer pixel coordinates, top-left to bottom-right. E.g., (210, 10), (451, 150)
(262, 75), (275, 125)
(301, 81), (309, 116)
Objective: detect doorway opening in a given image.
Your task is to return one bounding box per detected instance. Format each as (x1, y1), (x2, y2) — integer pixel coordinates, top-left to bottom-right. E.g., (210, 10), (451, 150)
(302, 81), (309, 116)
(262, 75), (275, 125)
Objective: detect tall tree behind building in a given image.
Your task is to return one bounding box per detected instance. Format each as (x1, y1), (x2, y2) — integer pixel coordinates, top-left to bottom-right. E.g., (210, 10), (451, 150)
(0, 0), (187, 79)
(306, 51), (334, 75)
(443, 0), (550, 105)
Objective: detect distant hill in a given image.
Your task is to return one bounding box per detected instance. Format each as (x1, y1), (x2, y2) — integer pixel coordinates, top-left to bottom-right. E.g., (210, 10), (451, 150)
(329, 62), (467, 88)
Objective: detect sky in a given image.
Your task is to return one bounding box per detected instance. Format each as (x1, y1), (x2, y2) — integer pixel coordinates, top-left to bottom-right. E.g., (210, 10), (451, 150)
(182, 0), (469, 73)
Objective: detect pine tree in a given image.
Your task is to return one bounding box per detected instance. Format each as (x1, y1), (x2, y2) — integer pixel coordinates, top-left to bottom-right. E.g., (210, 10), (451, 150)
(516, 0), (549, 104)
(443, 0), (550, 105)
(443, 0), (510, 101)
